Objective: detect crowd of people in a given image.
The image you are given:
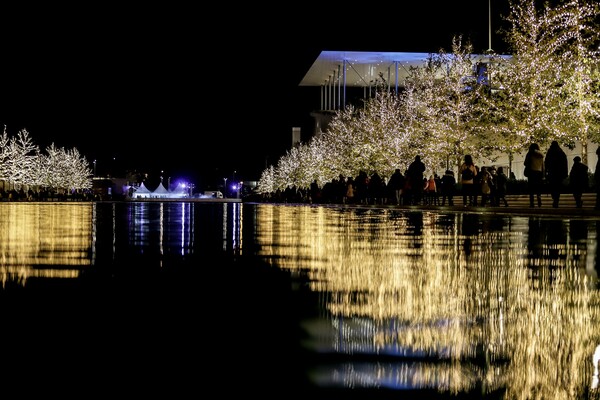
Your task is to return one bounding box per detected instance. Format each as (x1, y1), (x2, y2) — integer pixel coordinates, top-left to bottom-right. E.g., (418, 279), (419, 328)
(0, 187), (93, 201)
(265, 144), (600, 209)
(524, 141), (599, 209)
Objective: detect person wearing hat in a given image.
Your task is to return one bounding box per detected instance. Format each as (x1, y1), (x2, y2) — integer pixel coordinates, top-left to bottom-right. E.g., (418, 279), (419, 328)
(569, 155), (589, 208)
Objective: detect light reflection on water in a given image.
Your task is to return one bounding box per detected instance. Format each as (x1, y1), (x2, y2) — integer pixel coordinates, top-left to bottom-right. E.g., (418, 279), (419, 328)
(0, 202), (93, 285)
(3, 201), (600, 398)
(250, 204), (600, 399)
(0, 201), (242, 285)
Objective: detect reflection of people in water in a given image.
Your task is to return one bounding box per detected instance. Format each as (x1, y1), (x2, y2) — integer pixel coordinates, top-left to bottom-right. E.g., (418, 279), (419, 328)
(406, 212), (423, 242)
(437, 214), (455, 234)
(460, 213), (480, 237)
(480, 214), (505, 233)
(528, 219), (568, 273)
(545, 220), (567, 265)
(569, 219), (593, 278)
(460, 213), (480, 257)
(526, 217), (544, 279)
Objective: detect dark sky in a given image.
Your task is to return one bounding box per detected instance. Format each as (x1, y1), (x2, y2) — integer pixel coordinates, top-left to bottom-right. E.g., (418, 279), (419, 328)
(0, 1), (512, 188)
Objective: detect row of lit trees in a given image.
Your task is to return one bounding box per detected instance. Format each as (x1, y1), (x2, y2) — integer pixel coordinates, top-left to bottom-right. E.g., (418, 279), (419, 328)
(257, 0), (600, 195)
(0, 127), (92, 192)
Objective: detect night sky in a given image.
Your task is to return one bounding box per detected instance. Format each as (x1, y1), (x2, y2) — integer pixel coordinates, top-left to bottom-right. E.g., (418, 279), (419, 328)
(0, 1), (512, 188)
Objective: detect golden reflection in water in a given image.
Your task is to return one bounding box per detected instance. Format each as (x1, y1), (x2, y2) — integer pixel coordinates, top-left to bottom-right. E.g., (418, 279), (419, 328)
(253, 205), (600, 398)
(0, 203), (93, 286)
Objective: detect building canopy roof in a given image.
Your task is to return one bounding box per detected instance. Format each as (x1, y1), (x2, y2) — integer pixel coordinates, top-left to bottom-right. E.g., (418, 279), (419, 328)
(299, 50), (511, 89)
(299, 51), (431, 88)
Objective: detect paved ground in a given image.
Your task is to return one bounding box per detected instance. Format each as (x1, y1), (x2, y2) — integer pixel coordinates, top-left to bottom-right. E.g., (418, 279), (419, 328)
(321, 193), (600, 218)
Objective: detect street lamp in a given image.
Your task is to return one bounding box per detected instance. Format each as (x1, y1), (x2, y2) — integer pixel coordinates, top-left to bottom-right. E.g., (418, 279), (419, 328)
(223, 177), (228, 197)
(93, 160), (96, 177)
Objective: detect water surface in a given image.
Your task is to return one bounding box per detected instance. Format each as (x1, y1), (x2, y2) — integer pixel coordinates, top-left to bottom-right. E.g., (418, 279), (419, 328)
(1, 202), (600, 399)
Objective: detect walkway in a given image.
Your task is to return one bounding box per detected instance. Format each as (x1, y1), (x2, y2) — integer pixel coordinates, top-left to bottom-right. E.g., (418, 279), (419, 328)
(323, 193), (600, 218)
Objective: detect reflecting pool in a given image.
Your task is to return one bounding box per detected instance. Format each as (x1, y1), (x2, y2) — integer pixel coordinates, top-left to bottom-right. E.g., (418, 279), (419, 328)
(1, 202), (600, 399)
(248, 205), (600, 399)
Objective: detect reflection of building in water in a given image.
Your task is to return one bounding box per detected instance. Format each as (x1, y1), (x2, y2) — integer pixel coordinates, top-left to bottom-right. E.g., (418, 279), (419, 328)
(253, 206), (600, 397)
(126, 202), (195, 259)
(105, 202), (242, 261)
(0, 203), (94, 286)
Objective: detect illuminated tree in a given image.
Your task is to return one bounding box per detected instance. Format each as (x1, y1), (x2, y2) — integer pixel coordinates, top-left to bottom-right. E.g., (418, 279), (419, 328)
(544, 0), (600, 163)
(39, 144), (93, 192)
(296, 135), (334, 188)
(256, 165), (276, 195)
(0, 126), (92, 193)
(404, 37), (487, 173)
(257, 0), (600, 197)
(314, 104), (362, 179)
(5, 128), (39, 187)
(273, 146), (302, 191)
(257, 40), (487, 193)
(322, 91), (411, 179)
(0, 126), (13, 182)
(66, 148), (93, 190)
(484, 0), (600, 163)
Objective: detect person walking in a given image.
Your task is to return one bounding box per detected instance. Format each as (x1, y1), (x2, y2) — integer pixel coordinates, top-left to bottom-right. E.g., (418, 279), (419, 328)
(387, 168), (406, 205)
(440, 170), (456, 206)
(368, 171), (385, 205)
(569, 156), (589, 208)
(424, 174), (439, 205)
(407, 155), (426, 205)
(459, 154), (478, 206)
(524, 143), (545, 207)
(479, 167), (493, 206)
(495, 166), (509, 207)
(345, 176), (355, 204)
(544, 140), (568, 208)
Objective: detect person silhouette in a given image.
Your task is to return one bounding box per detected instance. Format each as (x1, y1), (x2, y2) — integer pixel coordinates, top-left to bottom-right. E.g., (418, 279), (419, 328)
(407, 155), (426, 205)
(569, 156), (589, 208)
(440, 169), (456, 206)
(495, 166), (509, 207)
(524, 143), (544, 207)
(545, 140), (568, 208)
(387, 168), (406, 205)
(459, 154), (478, 206)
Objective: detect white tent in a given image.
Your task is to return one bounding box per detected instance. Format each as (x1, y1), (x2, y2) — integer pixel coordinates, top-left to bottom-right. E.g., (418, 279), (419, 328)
(132, 182), (152, 198)
(130, 181), (192, 199)
(152, 182), (170, 198)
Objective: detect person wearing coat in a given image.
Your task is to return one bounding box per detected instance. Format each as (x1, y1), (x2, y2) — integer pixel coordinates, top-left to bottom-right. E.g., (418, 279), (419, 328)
(440, 169), (456, 206)
(524, 143), (545, 207)
(459, 154), (478, 206)
(569, 156), (589, 208)
(407, 155), (426, 205)
(544, 141), (568, 208)
(387, 168), (406, 205)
